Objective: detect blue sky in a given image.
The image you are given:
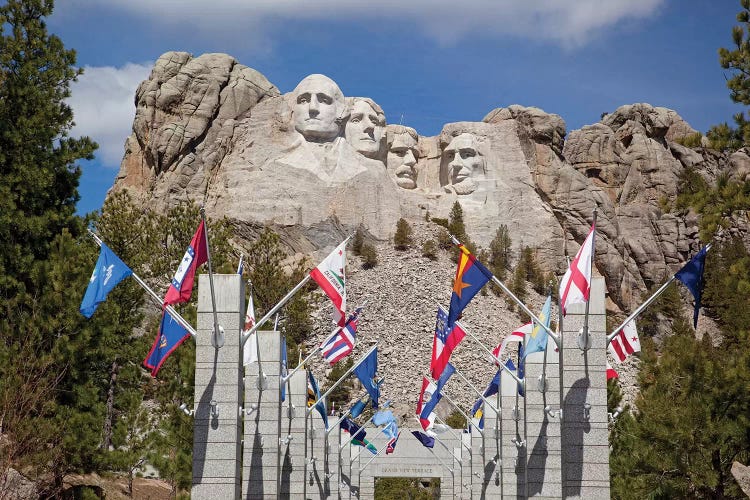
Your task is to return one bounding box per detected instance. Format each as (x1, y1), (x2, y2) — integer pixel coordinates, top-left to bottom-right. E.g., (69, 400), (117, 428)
(47, 1), (745, 215)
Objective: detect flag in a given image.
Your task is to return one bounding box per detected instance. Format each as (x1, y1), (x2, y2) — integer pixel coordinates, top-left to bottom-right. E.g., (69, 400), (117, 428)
(447, 245), (492, 327)
(430, 306), (466, 380)
(492, 323), (531, 365)
(411, 430), (435, 449)
(518, 345), (525, 397)
(281, 339), (288, 402)
(420, 363), (455, 420)
(164, 220), (209, 306)
(310, 240), (347, 326)
(416, 377), (437, 431)
(608, 319), (641, 363)
(675, 245), (709, 328)
(559, 222), (595, 316)
(606, 361), (619, 380)
(341, 418), (377, 453)
(242, 288), (257, 365)
(372, 409), (395, 427)
(350, 398), (367, 418)
(320, 308), (361, 365)
(354, 348), (379, 409)
(307, 371), (329, 429)
(143, 311), (191, 376)
(524, 295), (552, 358)
(470, 369), (501, 418)
(386, 431), (401, 455)
(79, 242), (133, 318)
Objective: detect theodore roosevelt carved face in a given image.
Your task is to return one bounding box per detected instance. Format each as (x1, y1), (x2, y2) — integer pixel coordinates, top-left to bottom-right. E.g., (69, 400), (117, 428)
(292, 74), (345, 142)
(442, 133), (486, 195)
(345, 98), (386, 159)
(386, 125), (419, 189)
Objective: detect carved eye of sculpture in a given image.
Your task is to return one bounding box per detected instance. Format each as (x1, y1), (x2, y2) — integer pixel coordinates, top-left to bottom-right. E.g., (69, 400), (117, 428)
(391, 148), (408, 157)
(350, 113), (363, 123)
(445, 151), (456, 161)
(316, 93), (333, 105)
(297, 93), (311, 104)
(459, 149), (476, 159)
(369, 115), (384, 127)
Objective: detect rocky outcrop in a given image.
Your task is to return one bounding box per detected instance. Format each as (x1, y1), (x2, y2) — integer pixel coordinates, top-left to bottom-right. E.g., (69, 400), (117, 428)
(111, 52), (731, 315)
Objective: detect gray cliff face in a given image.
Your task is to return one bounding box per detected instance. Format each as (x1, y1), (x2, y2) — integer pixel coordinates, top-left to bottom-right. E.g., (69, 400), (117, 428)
(112, 52), (733, 316)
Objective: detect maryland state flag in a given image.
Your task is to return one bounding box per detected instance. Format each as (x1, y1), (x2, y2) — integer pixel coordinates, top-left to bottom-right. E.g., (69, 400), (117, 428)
(447, 244), (492, 328)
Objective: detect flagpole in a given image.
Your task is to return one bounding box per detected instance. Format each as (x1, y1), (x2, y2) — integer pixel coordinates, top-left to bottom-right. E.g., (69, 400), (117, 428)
(284, 347), (323, 385)
(308, 344), (378, 415)
(578, 208), (597, 350)
(433, 414), (473, 454)
(440, 391), (484, 436)
(244, 279), (268, 389)
(458, 317), (524, 388)
(450, 236), (561, 348)
(87, 230), (197, 338)
(606, 276), (676, 345)
(452, 365), (500, 414)
(199, 208), (223, 348)
(325, 384), (382, 437)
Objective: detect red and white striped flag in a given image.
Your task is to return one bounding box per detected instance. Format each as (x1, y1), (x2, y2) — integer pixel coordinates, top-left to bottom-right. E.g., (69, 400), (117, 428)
(491, 323), (531, 365)
(606, 361), (619, 380)
(608, 319), (641, 363)
(559, 222), (595, 316)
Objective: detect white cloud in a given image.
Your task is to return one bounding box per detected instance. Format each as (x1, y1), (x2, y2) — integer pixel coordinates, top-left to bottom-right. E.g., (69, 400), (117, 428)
(60, 0), (665, 47)
(67, 63), (152, 167)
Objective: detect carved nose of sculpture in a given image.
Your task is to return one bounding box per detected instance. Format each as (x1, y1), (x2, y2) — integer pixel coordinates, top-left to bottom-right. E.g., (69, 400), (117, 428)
(308, 99), (320, 117)
(404, 150), (416, 166)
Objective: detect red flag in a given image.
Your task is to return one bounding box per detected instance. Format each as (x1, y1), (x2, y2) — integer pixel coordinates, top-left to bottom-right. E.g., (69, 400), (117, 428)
(310, 240), (347, 326)
(606, 361), (619, 380)
(559, 222), (595, 316)
(608, 320), (641, 363)
(416, 377), (436, 431)
(430, 306), (466, 380)
(163, 220), (208, 306)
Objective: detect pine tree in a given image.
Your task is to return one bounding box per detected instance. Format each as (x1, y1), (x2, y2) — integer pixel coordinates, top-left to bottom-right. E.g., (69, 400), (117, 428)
(489, 225), (512, 280)
(393, 218), (413, 250)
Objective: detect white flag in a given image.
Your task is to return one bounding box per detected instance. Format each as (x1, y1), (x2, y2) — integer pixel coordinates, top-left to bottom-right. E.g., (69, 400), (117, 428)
(310, 240), (347, 326)
(559, 222), (595, 316)
(608, 319), (641, 363)
(243, 289), (257, 365)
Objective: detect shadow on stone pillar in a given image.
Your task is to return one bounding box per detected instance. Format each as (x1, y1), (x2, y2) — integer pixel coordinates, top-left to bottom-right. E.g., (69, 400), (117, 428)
(527, 415), (549, 496)
(193, 349), (217, 482)
(562, 377), (590, 498)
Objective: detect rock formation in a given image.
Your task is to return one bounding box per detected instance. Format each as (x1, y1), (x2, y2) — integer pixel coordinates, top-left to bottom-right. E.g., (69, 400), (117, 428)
(112, 51), (729, 317)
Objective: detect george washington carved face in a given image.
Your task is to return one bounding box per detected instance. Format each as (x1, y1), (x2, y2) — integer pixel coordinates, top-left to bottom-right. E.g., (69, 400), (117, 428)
(292, 74), (345, 142)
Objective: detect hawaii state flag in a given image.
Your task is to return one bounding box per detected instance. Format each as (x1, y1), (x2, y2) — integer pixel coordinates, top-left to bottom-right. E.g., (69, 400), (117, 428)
(430, 306), (466, 380)
(310, 240), (347, 326)
(320, 307), (361, 365)
(559, 222), (595, 316)
(163, 220), (208, 307)
(447, 245), (492, 328)
(79, 242), (133, 318)
(143, 310), (191, 376)
(608, 319), (641, 363)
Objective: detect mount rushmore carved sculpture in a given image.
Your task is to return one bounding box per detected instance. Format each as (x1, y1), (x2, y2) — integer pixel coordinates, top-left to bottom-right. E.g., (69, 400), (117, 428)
(112, 51), (747, 313)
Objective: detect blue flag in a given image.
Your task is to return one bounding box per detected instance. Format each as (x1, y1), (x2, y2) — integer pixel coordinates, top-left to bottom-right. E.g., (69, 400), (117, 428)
(420, 362), (455, 420)
(447, 245), (492, 328)
(471, 369), (501, 418)
(675, 245), (709, 328)
(524, 295), (552, 358)
(281, 339), (288, 402)
(307, 371), (328, 429)
(80, 242), (133, 318)
(354, 349), (379, 409)
(350, 398), (367, 418)
(143, 311), (191, 376)
(411, 430), (435, 449)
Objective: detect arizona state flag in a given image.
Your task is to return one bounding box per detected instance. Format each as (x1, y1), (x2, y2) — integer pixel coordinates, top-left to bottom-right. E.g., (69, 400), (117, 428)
(447, 244), (492, 327)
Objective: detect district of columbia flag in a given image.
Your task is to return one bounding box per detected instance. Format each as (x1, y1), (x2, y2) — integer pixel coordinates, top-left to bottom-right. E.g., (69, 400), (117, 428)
(430, 306), (466, 380)
(608, 319), (641, 363)
(242, 288), (257, 366)
(163, 220), (208, 307)
(559, 222), (595, 316)
(674, 244), (710, 328)
(416, 377), (437, 431)
(143, 310), (191, 377)
(79, 242), (133, 318)
(447, 244), (492, 327)
(524, 295), (552, 358)
(320, 307), (362, 365)
(310, 240), (347, 326)
(492, 323), (531, 365)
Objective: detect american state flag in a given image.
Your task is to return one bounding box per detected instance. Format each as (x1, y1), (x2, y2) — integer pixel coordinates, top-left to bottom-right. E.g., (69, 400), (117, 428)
(320, 308), (361, 365)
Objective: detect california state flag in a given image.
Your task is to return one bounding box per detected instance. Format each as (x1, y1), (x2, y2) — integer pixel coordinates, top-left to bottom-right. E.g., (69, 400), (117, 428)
(310, 240), (347, 326)
(559, 222), (595, 316)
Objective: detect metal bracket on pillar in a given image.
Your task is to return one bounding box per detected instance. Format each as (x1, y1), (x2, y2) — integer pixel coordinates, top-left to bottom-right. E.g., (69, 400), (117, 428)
(211, 324), (225, 348)
(537, 374), (547, 393)
(544, 405), (561, 419)
(209, 400), (219, 418)
(577, 326), (591, 351)
(511, 406), (520, 421)
(287, 404), (296, 419)
(608, 406), (623, 423)
(583, 402), (592, 420)
(256, 372), (268, 390)
(280, 435), (293, 446)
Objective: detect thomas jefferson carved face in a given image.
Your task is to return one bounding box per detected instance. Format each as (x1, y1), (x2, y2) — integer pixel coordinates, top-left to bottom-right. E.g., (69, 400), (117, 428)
(292, 74), (345, 142)
(345, 98), (386, 159)
(443, 133), (485, 195)
(386, 127), (419, 189)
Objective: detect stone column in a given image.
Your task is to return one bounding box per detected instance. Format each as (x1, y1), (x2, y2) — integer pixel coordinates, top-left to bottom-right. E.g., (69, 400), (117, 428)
(242, 330), (281, 499)
(561, 277), (610, 498)
(500, 366), (525, 498)
(192, 274), (243, 499)
(525, 337), (562, 497)
(279, 369), (307, 498)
